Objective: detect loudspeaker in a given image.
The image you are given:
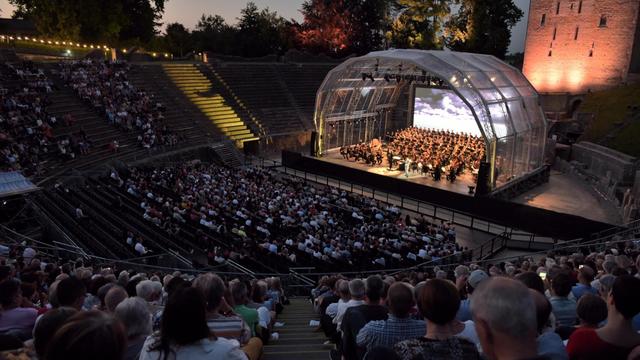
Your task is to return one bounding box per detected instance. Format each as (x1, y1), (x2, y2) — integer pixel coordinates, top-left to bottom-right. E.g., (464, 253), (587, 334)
(310, 131), (319, 157)
(475, 161), (491, 196)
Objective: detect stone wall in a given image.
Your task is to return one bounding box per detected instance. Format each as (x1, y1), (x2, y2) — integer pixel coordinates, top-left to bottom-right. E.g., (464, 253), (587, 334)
(523, 0), (640, 94)
(572, 141), (638, 186)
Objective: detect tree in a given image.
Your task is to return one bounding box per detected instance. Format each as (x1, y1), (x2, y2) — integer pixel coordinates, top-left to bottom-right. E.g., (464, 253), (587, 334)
(192, 14), (236, 54)
(445, 0), (523, 58)
(8, 0), (165, 44)
(295, 0), (353, 56)
(236, 2), (290, 57)
(118, 0), (166, 44)
(387, 0), (452, 50)
(164, 22), (192, 57)
(295, 0), (390, 56)
(343, 0), (391, 54)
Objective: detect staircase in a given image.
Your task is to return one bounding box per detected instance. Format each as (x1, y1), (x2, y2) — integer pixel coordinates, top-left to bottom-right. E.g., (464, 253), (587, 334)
(210, 141), (245, 167)
(161, 63), (259, 146)
(127, 64), (220, 145)
(264, 298), (328, 360)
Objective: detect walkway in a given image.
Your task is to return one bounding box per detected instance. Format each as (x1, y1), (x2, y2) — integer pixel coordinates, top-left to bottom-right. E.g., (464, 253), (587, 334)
(264, 298), (328, 360)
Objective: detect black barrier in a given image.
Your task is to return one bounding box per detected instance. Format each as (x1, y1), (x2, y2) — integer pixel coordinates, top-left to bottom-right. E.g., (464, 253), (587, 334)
(282, 150), (614, 240)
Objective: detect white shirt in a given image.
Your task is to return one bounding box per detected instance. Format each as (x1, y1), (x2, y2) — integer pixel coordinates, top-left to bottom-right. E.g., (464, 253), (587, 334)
(139, 336), (247, 360)
(326, 299), (346, 319)
(333, 299), (365, 328)
(135, 243), (147, 255)
(23, 247), (36, 263)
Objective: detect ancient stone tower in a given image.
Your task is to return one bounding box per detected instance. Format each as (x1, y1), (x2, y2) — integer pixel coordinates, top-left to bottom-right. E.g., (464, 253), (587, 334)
(523, 0), (640, 114)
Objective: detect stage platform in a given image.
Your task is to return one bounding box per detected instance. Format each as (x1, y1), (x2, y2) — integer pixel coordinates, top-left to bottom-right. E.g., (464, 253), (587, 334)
(513, 170), (621, 225)
(323, 149), (477, 196)
(313, 150), (621, 231)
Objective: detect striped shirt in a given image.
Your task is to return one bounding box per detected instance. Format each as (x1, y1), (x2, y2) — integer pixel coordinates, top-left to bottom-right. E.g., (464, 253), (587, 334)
(206, 314), (252, 344)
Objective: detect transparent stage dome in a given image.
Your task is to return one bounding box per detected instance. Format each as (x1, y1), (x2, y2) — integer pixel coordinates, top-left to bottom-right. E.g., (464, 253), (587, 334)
(313, 49), (547, 190)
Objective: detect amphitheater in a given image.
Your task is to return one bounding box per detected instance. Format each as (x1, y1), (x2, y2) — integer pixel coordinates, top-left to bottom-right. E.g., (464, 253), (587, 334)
(1, 43), (640, 360)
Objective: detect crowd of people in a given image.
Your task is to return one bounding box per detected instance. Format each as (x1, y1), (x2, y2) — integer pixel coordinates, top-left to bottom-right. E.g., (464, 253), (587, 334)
(313, 242), (640, 360)
(0, 61), (89, 175)
(340, 127), (485, 183)
(0, 242), (288, 360)
(58, 59), (179, 149)
(112, 163), (469, 272)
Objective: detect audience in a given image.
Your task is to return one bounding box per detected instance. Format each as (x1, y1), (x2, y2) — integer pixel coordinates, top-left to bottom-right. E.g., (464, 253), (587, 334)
(59, 59), (178, 149)
(113, 164), (467, 273)
(0, 61), (83, 175)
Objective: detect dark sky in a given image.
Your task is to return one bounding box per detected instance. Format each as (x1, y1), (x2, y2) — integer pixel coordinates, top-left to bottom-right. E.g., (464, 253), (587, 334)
(0, 0), (531, 53)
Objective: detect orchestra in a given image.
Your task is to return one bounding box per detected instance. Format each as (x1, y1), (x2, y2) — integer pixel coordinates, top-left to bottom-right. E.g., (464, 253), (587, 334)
(339, 127), (485, 183)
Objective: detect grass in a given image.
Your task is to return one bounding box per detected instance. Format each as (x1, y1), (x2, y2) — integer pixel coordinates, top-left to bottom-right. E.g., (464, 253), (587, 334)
(579, 83), (640, 156)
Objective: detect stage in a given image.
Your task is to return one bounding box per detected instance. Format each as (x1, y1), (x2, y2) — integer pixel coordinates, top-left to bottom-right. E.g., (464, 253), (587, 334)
(315, 150), (622, 227)
(323, 148), (477, 196)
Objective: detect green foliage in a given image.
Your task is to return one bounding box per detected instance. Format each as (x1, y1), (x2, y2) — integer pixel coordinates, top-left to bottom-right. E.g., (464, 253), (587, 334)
(580, 84), (640, 156)
(163, 22), (192, 57)
(8, 0), (164, 45)
(445, 0), (523, 59)
(387, 0), (452, 50)
(236, 2), (290, 57)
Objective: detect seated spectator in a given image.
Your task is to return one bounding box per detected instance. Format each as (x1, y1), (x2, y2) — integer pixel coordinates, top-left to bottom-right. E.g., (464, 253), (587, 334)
(358, 282), (425, 351)
(456, 269), (488, 322)
(105, 285), (128, 313)
(567, 275), (640, 359)
(394, 279), (480, 359)
(56, 276), (87, 310)
(114, 297), (153, 360)
(32, 307), (78, 358)
(0, 279), (38, 340)
(334, 279), (366, 329)
(229, 279), (260, 338)
(557, 294), (607, 340)
(572, 266), (597, 300)
(140, 286), (247, 360)
(530, 289), (568, 360)
(193, 273), (262, 360)
(471, 277), (539, 360)
(324, 279), (350, 342)
(550, 273), (577, 327)
(45, 310), (126, 360)
(340, 275), (388, 360)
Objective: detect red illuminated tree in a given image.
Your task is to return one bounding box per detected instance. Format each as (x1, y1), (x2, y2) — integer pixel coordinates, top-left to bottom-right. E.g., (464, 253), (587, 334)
(295, 0), (353, 55)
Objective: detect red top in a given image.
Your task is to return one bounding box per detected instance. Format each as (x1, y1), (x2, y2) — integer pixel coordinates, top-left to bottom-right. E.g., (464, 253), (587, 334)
(567, 327), (635, 360)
